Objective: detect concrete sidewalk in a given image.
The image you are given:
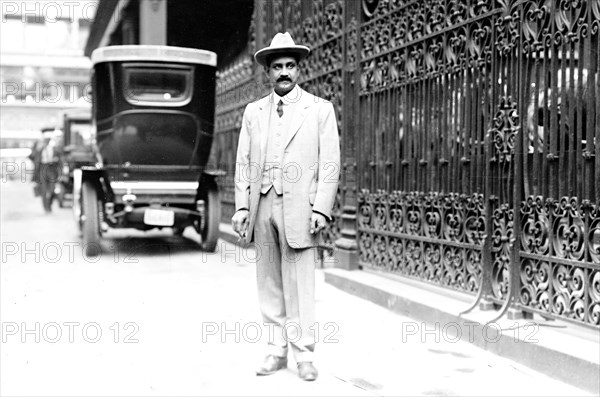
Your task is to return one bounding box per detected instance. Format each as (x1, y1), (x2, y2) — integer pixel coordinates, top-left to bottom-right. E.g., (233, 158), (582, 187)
(219, 224), (596, 396)
(324, 267), (600, 396)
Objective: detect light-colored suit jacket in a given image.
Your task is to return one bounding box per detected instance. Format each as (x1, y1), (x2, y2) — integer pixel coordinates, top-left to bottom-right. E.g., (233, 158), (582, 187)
(234, 87), (340, 248)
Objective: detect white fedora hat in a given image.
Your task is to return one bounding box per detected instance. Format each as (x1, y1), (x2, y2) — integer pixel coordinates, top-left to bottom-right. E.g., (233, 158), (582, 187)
(254, 32), (310, 67)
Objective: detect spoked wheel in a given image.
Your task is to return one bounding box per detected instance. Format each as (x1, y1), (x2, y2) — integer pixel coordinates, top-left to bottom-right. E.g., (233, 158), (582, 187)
(198, 186), (221, 252)
(81, 181), (102, 256)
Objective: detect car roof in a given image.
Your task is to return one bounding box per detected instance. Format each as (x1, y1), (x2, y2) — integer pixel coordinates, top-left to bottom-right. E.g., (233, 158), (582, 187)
(91, 45), (217, 67)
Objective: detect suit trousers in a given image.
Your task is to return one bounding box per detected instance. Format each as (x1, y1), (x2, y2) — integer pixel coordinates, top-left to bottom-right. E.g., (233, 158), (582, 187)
(254, 188), (317, 362)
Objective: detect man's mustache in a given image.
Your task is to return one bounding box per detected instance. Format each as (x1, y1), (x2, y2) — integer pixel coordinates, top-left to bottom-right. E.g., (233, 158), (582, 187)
(277, 77), (292, 82)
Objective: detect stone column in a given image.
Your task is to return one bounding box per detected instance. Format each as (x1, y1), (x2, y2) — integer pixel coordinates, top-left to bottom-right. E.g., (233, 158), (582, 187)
(333, 1), (360, 271)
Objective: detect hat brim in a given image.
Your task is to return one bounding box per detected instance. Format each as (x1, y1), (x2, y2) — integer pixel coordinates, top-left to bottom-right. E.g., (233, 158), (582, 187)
(254, 46), (310, 67)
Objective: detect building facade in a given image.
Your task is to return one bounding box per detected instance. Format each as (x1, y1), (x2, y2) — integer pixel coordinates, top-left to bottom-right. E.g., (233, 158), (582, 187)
(0, 0), (96, 149)
(85, 0), (600, 329)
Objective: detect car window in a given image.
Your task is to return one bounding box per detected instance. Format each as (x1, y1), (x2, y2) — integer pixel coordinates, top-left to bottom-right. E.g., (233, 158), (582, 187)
(123, 63), (193, 106)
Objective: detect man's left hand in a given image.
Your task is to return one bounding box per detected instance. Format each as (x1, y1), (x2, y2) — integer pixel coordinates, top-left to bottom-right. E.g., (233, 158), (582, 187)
(310, 212), (328, 234)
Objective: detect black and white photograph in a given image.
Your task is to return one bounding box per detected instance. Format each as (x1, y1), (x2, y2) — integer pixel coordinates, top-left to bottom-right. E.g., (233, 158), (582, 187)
(1, 0), (599, 395)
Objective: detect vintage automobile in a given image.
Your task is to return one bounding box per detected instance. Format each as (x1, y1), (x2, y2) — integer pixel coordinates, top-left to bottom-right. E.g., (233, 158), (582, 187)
(76, 45), (221, 255)
(56, 108), (95, 208)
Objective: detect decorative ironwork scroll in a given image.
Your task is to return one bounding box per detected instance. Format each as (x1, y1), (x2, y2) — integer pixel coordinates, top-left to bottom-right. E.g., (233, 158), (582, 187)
(491, 203), (513, 300)
(490, 96), (518, 163)
(358, 190), (485, 293)
(519, 197), (600, 326)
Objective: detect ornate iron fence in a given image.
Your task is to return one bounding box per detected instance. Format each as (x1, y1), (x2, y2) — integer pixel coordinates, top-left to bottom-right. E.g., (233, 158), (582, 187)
(355, 0), (599, 328)
(214, 0), (599, 328)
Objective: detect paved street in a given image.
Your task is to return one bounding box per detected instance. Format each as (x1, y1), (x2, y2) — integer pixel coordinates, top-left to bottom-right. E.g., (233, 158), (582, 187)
(0, 180), (592, 396)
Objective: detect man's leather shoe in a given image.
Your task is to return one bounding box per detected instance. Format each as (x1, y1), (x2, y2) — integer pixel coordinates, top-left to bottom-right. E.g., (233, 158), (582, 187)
(297, 361), (318, 381)
(256, 355), (287, 376)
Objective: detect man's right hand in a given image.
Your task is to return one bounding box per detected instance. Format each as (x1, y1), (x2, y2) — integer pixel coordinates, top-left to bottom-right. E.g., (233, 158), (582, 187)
(231, 209), (249, 239)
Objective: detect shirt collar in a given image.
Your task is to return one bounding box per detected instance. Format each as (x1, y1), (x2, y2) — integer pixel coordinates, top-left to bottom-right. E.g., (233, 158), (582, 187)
(272, 85), (301, 106)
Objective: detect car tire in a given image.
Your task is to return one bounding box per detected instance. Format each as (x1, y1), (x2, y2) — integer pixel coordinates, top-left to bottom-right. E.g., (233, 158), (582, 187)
(200, 186), (221, 252)
(82, 181), (102, 257)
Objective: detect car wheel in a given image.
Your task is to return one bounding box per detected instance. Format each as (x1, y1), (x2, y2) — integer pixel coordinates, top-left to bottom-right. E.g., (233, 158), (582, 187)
(82, 181), (102, 257)
(200, 186), (221, 252)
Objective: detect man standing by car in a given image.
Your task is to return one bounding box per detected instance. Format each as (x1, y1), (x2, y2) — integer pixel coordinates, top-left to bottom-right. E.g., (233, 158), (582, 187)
(37, 129), (62, 212)
(231, 32), (340, 381)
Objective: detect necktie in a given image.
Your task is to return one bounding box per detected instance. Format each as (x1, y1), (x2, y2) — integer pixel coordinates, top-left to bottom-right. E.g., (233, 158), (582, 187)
(277, 99), (284, 118)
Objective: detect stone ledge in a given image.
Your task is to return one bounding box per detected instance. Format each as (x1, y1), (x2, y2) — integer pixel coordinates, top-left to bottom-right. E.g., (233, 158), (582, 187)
(324, 267), (600, 395)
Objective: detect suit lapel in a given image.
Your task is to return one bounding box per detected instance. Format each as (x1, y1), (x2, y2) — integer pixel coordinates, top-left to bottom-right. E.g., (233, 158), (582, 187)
(284, 88), (312, 149)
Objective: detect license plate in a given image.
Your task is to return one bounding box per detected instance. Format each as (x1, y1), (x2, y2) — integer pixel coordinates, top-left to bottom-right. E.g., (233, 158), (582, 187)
(144, 209), (175, 226)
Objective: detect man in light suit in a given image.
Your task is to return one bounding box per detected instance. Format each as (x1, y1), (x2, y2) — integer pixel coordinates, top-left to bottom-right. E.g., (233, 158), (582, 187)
(232, 32), (340, 381)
